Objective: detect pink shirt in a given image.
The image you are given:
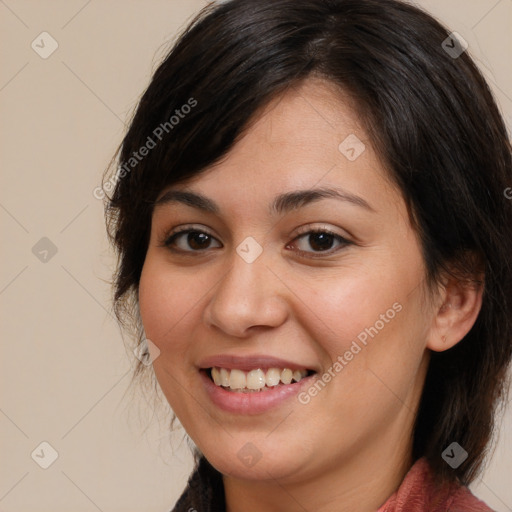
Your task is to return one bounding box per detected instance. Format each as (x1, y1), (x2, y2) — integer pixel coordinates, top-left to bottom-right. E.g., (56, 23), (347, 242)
(170, 455), (496, 511)
(377, 458), (495, 511)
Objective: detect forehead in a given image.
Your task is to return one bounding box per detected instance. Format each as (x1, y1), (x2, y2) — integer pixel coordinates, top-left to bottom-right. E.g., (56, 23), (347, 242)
(156, 77), (400, 220)
(228, 77), (367, 158)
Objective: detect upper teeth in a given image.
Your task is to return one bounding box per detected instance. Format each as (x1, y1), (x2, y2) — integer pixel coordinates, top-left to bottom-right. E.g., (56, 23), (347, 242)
(211, 367), (309, 390)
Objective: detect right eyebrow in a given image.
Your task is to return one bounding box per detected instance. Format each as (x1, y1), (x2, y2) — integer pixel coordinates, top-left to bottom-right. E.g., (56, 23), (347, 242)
(154, 190), (219, 214)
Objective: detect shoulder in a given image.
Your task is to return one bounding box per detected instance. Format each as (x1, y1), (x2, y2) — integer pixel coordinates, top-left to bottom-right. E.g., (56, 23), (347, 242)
(378, 458), (495, 512)
(445, 483), (495, 512)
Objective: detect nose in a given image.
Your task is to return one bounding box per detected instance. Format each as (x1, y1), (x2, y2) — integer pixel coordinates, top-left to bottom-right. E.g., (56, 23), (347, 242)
(203, 246), (289, 338)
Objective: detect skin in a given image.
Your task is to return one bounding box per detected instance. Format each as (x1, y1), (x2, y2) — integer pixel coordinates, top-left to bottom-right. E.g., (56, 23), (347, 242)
(138, 77), (483, 512)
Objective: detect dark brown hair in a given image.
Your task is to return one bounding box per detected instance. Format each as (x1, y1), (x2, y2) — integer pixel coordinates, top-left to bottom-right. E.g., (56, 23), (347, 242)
(104, 0), (512, 485)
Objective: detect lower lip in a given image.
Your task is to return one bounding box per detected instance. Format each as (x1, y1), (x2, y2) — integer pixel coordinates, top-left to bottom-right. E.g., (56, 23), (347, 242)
(200, 370), (315, 415)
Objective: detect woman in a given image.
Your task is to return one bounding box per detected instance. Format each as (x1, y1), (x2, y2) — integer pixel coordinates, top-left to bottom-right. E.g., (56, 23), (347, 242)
(103, 0), (512, 510)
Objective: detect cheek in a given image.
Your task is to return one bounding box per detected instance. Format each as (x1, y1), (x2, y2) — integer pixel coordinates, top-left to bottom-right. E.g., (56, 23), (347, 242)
(288, 256), (429, 399)
(289, 263), (414, 356)
(138, 257), (208, 421)
(138, 256), (203, 359)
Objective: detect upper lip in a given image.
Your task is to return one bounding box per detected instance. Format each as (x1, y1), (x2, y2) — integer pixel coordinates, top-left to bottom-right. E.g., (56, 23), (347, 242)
(198, 354), (318, 373)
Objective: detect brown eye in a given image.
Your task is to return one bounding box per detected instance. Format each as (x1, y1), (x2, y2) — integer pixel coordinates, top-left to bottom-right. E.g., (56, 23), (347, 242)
(305, 232), (336, 251)
(289, 229), (351, 257)
(163, 229), (221, 252)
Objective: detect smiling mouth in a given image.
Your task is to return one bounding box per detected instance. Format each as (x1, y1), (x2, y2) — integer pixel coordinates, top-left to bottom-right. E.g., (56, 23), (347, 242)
(204, 367), (316, 393)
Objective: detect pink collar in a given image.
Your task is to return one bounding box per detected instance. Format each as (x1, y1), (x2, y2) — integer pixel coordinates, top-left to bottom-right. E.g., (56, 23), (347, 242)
(377, 458), (494, 512)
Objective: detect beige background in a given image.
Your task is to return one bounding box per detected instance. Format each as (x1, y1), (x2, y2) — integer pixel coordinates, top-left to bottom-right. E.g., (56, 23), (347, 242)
(1, 1), (511, 511)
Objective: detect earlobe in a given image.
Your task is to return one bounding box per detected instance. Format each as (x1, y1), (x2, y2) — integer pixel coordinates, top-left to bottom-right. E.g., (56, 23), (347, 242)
(426, 277), (484, 353)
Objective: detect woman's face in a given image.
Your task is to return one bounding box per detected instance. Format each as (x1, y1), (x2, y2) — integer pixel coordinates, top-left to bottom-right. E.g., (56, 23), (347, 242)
(139, 77), (437, 484)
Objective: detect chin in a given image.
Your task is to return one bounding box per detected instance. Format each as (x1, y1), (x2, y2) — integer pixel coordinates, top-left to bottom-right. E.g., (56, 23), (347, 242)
(199, 438), (310, 482)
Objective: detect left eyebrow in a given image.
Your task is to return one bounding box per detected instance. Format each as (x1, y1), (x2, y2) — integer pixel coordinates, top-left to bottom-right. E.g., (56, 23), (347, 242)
(270, 187), (375, 215)
(153, 186), (375, 215)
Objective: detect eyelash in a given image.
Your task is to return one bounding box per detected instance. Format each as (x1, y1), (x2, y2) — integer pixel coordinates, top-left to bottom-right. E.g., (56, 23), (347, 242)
(159, 224), (352, 258)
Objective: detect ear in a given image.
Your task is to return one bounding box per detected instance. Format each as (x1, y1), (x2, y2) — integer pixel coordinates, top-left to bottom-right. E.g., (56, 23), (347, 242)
(426, 269), (484, 352)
